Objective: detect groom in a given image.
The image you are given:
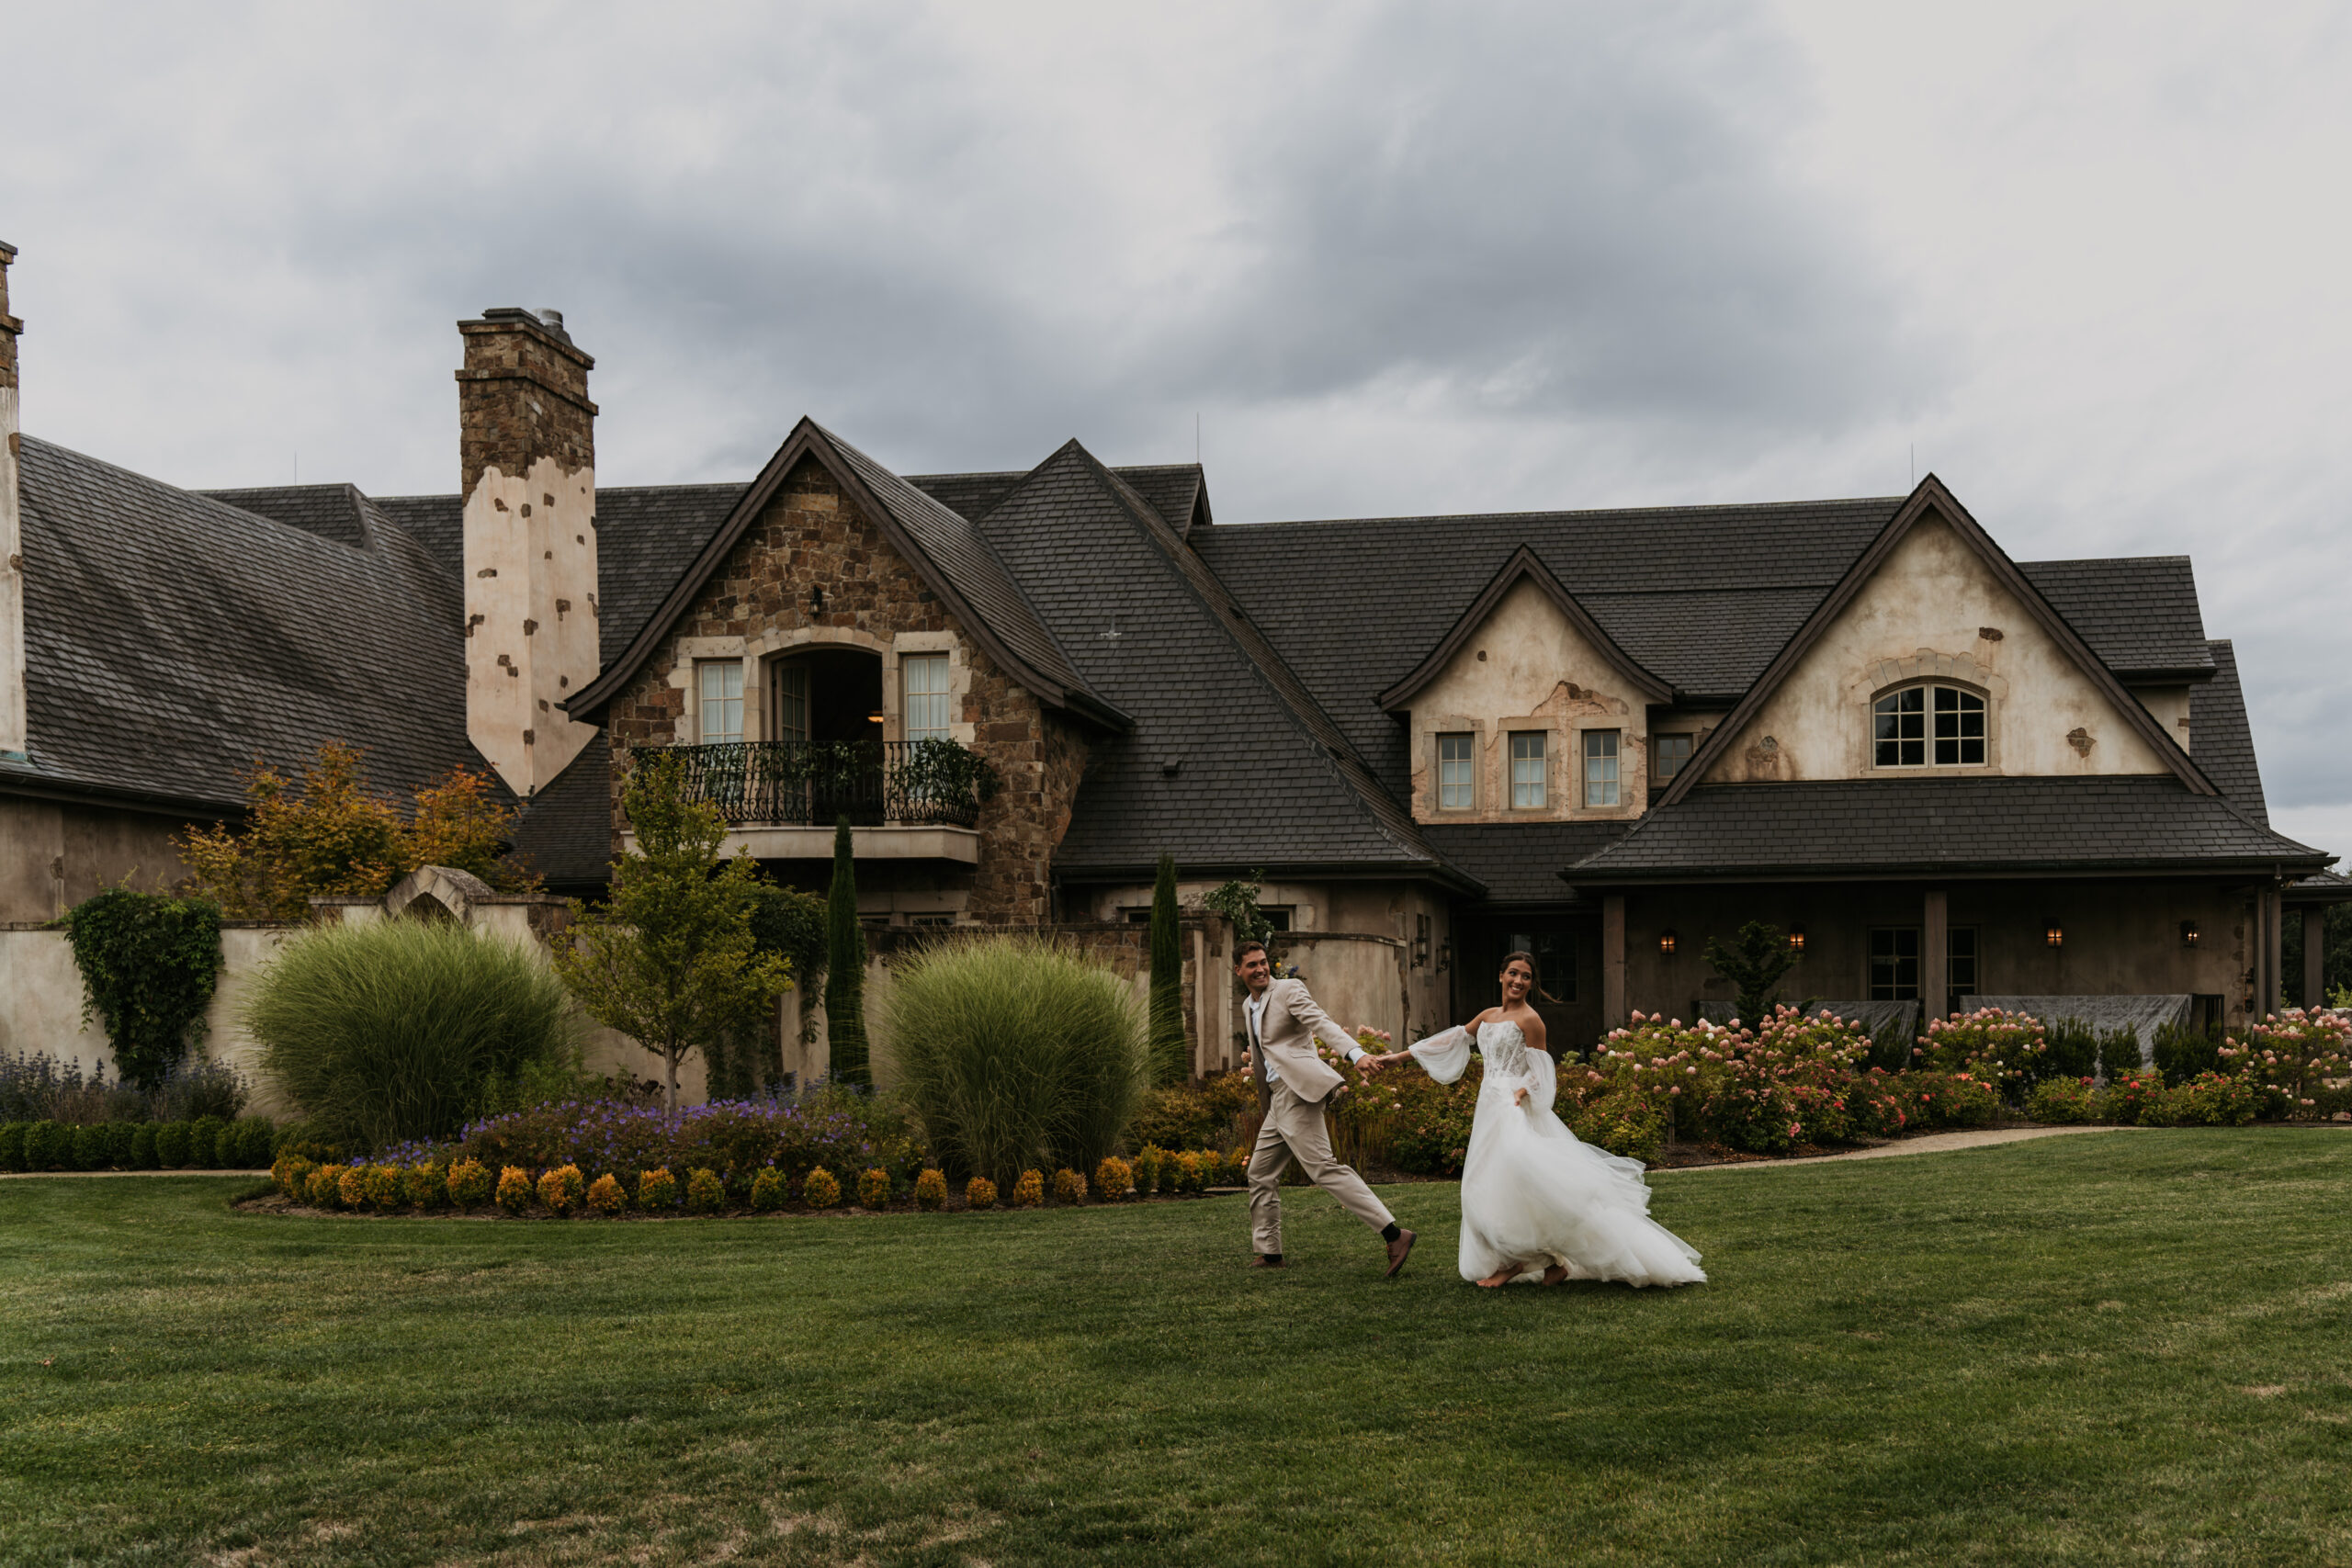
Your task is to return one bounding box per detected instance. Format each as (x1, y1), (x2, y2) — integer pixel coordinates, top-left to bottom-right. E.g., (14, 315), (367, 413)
(1236, 940), (1416, 1277)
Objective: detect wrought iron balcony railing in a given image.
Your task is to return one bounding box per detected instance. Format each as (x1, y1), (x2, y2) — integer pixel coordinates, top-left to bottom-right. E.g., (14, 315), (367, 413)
(637, 739), (993, 829)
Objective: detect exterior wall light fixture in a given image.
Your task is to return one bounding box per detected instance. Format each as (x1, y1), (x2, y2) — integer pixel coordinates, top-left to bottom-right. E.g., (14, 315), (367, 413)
(1659, 930), (1678, 956)
(1788, 927), (1805, 953)
(2044, 918), (2064, 948)
(2180, 919), (2201, 948)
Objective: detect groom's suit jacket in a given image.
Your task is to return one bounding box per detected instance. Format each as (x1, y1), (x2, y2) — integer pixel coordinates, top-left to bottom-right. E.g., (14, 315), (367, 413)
(1248, 977), (1359, 1107)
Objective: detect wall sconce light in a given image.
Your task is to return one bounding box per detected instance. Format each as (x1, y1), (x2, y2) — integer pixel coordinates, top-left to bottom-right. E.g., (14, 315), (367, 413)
(1659, 930), (1678, 956)
(2180, 919), (2201, 948)
(1788, 927), (1805, 953)
(1436, 940), (1453, 974)
(2044, 918), (2064, 948)
(809, 586), (826, 613)
(867, 711), (886, 724)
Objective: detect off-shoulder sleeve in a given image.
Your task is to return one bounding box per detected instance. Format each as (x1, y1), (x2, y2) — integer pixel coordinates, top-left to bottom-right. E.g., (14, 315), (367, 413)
(1408, 1025), (1474, 1084)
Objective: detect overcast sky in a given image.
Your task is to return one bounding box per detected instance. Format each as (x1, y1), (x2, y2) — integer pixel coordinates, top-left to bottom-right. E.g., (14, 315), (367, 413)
(8, 2), (2347, 852)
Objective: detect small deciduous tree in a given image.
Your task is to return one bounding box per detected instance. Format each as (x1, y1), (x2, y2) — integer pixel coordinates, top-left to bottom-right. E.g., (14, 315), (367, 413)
(1148, 852), (1186, 1085)
(823, 818), (870, 1086)
(551, 752), (790, 1110)
(1703, 920), (1802, 1024)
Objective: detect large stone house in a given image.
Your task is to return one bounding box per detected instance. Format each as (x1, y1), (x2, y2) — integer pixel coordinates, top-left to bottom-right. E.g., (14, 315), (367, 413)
(0, 242), (2339, 1071)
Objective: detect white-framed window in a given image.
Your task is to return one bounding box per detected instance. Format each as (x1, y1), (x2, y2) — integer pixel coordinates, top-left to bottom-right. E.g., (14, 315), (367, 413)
(1510, 732), (1547, 809)
(902, 652), (952, 743)
(1438, 733), (1476, 810)
(773, 660), (808, 744)
(1653, 732), (1692, 781)
(1874, 684), (1985, 767)
(1583, 729), (1620, 807)
(696, 660), (744, 746)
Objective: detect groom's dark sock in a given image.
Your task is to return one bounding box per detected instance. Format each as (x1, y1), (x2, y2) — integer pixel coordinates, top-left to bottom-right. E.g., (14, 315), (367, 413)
(1380, 1223), (1401, 1244)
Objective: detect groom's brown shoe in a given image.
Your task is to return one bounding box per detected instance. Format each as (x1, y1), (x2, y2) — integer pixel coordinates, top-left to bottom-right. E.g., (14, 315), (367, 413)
(1250, 1254), (1285, 1269)
(1385, 1228), (1417, 1279)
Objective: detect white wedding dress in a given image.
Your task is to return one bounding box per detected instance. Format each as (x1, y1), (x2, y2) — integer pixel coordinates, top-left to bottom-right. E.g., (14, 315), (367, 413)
(1409, 1021), (1705, 1287)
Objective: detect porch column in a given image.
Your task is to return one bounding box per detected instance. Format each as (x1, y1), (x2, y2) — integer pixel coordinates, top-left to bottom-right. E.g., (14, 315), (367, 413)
(1922, 888), (1949, 1023)
(1602, 894), (1626, 1029)
(2302, 906), (2325, 1010)
(2262, 886), (2284, 1018)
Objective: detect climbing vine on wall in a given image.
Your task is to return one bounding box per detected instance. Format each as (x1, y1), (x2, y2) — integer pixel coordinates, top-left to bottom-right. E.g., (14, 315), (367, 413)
(63, 886), (226, 1089)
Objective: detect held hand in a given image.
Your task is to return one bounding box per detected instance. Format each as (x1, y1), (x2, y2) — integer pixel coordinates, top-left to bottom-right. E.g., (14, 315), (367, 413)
(1355, 1054), (1383, 1079)
(1513, 1087), (1529, 1107)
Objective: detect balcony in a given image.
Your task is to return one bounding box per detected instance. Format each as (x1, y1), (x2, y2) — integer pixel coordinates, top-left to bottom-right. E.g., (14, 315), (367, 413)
(632, 739), (994, 863)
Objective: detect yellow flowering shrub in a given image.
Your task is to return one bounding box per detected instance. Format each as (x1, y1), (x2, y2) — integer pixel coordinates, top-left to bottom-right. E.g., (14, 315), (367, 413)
(1011, 1169), (1044, 1208)
(1093, 1156), (1132, 1201)
(749, 1168), (786, 1212)
(362, 1164), (403, 1211)
(446, 1157), (492, 1207)
(272, 1152), (315, 1200)
(857, 1167), (892, 1208)
(307, 1165), (345, 1207)
(495, 1165), (534, 1213)
(913, 1168), (948, 1211)
(686, 1168), (726, 1213)
(586, 1173), (628, 1214)
(339, 1166), (370, 1209)
(802, 1166), (842, 1208)
(1052, 1168), (1088, 1204)
(537, 1163), (584, 1214)
(402, 1162), (444, 1209)
(638, 1167), (678, 1210)
(1172, 1151), (1203, 1192)
(1131, 1145), (1166, 1196)
(966, 1176), (998, 1211)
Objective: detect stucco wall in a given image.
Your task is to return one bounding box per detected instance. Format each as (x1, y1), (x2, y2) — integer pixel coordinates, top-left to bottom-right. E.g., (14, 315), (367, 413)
(1406, 578), (1650, 824)
(464, 457), (600, 797)
(1709, 514), (2176, 784)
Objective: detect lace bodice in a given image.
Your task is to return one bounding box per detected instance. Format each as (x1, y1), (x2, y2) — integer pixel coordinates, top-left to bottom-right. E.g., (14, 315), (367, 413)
(1477, 1020), (1531, 1079)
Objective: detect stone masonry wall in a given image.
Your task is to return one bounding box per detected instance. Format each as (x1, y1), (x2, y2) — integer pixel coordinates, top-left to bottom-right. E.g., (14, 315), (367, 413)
(603, 453), (1092, 923)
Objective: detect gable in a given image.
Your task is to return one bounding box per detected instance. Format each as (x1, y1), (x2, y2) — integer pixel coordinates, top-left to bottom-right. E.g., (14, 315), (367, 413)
(1702, 510), (2177, 785)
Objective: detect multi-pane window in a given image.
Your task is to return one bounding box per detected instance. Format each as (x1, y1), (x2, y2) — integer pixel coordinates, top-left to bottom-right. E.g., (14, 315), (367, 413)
(1874, 684), (1985, 767)
(1870, 927), (1921, 1000)
(902, 653), (951, 743)
(1583, 729), (1621, 807)
(1438, 733), (1476, 810)
(1510, 732), (1547, 809)
(696, 660), (744, 746)
(1653, 732), (1693, 781)
(772, 660), (808, 744)
(1948, 927), (1979, 1004)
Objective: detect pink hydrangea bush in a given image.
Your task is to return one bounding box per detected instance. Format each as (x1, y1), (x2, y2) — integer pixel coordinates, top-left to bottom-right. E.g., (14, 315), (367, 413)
(1914, 1008), (2048, 1091)
(2218, 1010), (2352, 1121)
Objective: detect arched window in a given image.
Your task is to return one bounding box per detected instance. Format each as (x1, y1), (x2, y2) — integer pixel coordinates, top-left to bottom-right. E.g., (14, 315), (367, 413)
(1873, 683), (1985, 768)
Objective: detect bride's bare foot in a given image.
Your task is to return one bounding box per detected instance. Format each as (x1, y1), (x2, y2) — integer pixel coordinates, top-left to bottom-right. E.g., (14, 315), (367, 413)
(1476, 1268), (1517, 1289)
(1540, 1264), (1569, 1287)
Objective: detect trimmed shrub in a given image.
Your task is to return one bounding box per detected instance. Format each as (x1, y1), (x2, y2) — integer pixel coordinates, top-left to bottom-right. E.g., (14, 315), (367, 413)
(305, 1165), (344, 1206)
(966, 1176), (997, 1211)
(686, 1168), (727, 1213)
(2026, 1077), (2100, 1125)
(272, 1152), (315, 1199)
(362, 1163), (402, 1211)
(447, 1157), (493, 1207)
(2099, 1067), (2166, 1125)
(402, 1162), (444, 1208)
(537, 1164), (585, 1214)
(914, 1168), (948, 1211)
(857, 1167), (892, 1209)
(1132, 1145), (1166, 1197)
(2154, 1022), (2225, 1085)
(72, 1123), (109, 1170)
(2043, 1019), (2098, 1082)
(495, 1165), (535, 1213)
(2097, 1025), (2144, 1085)
(246, 917), (579, 1153)
(881, 934), (1149, 1190)
(1129, 1074), (1259, 1154)
(1569, 1095), (1668, 1164)
(129, 1122), (159, 1169)
(638, 1168), (679, 1210)
(1171, 1151), (1203, 1193)
(188, 1114), (225, 1168)
(1052, 1168), (1088, 1204)
(232, 1118), (276, 1168)
(802, 1166), (842, 1208)
(1908, 1072), (1999, 1130)
(338, 1167), (370, 1208)
(2143, 1070), (2263, 1127)
(0, 1122), (25, 1172)
(1011, 1168), (1044, 1208)
(103, 1122), (138, 1168)
(1093, 1156), (1133, 1201)
(587, 1172), (628, 1214)
(153, 1121), (191, 1169)
(748, 1168), (786, 1212)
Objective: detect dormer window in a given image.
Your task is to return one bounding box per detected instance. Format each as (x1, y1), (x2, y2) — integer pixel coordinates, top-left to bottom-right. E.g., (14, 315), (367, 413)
(1873, 684), (1984, 768)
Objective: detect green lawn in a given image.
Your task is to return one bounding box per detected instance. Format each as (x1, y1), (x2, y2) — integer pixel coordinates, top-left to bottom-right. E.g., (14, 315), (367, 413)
(4, 1133), (2349, 1567)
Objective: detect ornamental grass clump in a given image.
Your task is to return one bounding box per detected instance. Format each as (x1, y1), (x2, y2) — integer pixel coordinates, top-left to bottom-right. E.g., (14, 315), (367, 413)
(537, 1164), (585, 1214)
(1052, 1168), (1088, 1204)
(1094, 1155), (1132, 1201)
(965, 1176), (997, 1211)
(638, 1168), (678, 1210)
(802, 1166), (842, 1208)
(748, 1168), (786, 1212)
(1012, 1169), (1044, 1208)
(913, 1168), (947, 1211)
(446, 1157), (492, 1207)
(495, 1165), (534, 1213)
(881, 934), (1149, 1191)
(686, 1168), (726, 1213)
(246, 917), (580, 1154)
(857, 1167), (892, 1208)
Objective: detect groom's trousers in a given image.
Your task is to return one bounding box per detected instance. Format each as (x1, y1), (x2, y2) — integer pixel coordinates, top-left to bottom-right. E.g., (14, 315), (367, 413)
(1248, 1082), (1395, 1257)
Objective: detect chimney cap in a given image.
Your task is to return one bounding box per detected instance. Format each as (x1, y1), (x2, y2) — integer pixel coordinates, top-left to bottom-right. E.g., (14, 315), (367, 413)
(470, 305), (575, 348)
(537, 308), (563, 329)
(0, 240), (17, 259)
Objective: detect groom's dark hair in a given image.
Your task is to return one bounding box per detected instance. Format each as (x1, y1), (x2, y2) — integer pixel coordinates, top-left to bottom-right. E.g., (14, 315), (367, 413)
(1234, 940), (1268, 964)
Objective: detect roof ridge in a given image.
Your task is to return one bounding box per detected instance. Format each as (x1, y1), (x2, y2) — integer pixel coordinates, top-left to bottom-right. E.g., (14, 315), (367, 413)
(1228, 495), (1910, 531)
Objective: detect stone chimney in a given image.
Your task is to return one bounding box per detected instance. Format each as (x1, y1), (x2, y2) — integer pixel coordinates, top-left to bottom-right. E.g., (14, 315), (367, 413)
(0, 242), (25, 761)
(456, 307), (599, 797)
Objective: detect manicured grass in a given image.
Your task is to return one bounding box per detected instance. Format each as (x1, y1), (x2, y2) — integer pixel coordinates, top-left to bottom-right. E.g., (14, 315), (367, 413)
(4, 1133), (2350, 1566)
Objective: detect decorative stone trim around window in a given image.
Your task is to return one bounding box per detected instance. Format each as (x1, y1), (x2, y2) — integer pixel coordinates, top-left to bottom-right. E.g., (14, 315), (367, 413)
(1859, 649), (2006, 776)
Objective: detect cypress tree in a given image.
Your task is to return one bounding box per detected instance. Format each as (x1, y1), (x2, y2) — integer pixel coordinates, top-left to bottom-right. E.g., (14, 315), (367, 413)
(823, 817), (869, 1085)
(1148, 852), (1186, 1084)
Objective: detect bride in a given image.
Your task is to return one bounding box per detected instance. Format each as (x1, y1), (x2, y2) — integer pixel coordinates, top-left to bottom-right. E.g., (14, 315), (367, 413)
(1366, 953), (1705, 1289)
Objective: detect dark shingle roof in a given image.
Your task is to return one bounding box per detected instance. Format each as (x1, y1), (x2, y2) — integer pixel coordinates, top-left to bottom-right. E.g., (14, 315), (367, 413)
(199, 484), (375, 547)
(2190, 639), (2265, 824)
(969, 442), (1467, 884)
(910, 463), (1207, 534)
(1568, 776), (2326, 882)
(2018, 557), (2214, 676)
(506, 743), (612, 889)
(1420, 822), (1629, 904)
(7, 437), (471, 812)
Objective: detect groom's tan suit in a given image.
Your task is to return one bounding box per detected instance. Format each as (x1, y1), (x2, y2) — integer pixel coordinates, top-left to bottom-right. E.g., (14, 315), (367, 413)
(1246, 976), (1396, 1257)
